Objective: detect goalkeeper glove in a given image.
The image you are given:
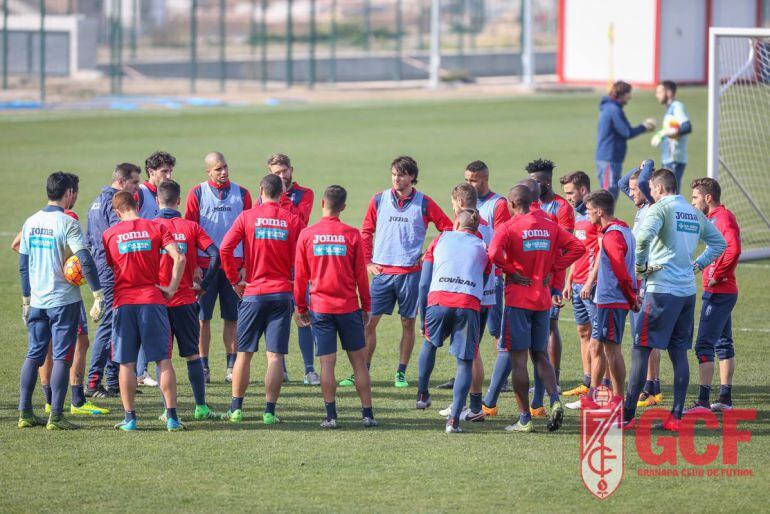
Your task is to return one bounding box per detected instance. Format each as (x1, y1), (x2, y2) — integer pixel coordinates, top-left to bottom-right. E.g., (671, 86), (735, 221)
(21, 296), (30, 325)
(90, 290), (106, 324)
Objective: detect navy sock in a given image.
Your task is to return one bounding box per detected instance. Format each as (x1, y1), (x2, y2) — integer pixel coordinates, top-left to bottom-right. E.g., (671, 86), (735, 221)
(124, 410), (137, 422)
(719, 384), (732, 403)
(230, 396), (243, 411)
(698, 385), (711, 404)
(451, 358), (473, 419)
(669, 348), (690, 419)
(282, 357), (287, 373)
(42, 384), (52, 406)
(602, 377), (612, 388)
(226, 353), (237, 369)
(555, 368), (561, 387)
(484, 352), (511, 407)
(324, 401), (337, 420)
(71, 385), (86, 407)
(624, 346), (651, 421)
(50, 360), (70, 416)
(643, 380), (655, 395)
(186, 358), (207, 406)
(653, 379), (661, 395)
(166, 407), (178, 421)
(202, 356), (209, 369)
(362, 406), (374, 419)
(265, 402), (276, 415)
(18, 358), (40, 411)
(416, 340), (436, 395)
(469, 393), (482, 413)
(519, 412), (532, 425)
(397, 363), (407, 374)
(298, 326), (315, 373)
(531, 364), (545, 409)
(366, 362), (371, 371)
(582, 373), (591, 388)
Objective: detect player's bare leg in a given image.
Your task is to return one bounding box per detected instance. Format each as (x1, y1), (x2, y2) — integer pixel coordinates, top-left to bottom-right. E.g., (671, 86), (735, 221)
(118, 363), (137, 413)
(398, 316), (416, 367)
(364, 314), (382, 365)
(589, 339), (608, 388)
(156, 359), (178, 410)
(548, 319), (562, 387)
(719, 357), (735, 389)
(223, 319), (237, 381)
(579, 323), (592, 386)
(264, 351), (284, 423)
(531, 349), (564, 431)
(71, 334), (88, 388)
(231, 352), (253, 398)
(603, 343), (626, 397)
(67, 333), (108, 415)
(319, 353), (337, 404)
(505, 349), (537, 432)
(348, 348), (373, 411)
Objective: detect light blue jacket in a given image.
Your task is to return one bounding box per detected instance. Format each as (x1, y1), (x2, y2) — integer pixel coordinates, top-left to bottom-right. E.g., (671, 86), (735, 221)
(635, 194), (726, 296)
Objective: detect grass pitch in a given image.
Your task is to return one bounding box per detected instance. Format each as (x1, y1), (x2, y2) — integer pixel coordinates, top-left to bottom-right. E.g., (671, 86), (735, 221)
(0, 88), (768, 513)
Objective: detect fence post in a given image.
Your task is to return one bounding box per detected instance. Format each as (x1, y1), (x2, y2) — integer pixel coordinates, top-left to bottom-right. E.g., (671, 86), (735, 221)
(329, 0), (336, 84)
(249, 0), (256, 79)
(363, 0), (370, 51)
(428, 0), (440, 88)
(2, 0), (8, 89)
(39, 0), (45, 102)
(308, 0), (315, 88)
(130, 0), (137, 60)
(260, 0), (267, 89)
(285, 0), (292, 87)
(117, 0), (123, 93)
(418, 0), (425, 50)
(219, 0), (226, 92)
(190, 0), (197, 93)
(394, 0), (402, 81)
(456, 0), (464, 70)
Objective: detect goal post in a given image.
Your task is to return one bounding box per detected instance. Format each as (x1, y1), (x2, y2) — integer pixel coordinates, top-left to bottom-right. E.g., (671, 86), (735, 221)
(708, 27), (770, 261)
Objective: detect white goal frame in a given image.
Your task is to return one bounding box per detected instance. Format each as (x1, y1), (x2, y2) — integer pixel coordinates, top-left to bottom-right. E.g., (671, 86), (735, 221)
(707, 27), (770, 261)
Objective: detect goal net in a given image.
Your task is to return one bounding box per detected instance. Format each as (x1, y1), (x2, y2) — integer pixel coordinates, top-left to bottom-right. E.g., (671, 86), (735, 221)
(708, 28), (770, 261)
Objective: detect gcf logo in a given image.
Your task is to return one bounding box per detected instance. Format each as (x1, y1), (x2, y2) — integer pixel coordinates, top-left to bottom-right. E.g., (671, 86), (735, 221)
(580, 386), (623, 500)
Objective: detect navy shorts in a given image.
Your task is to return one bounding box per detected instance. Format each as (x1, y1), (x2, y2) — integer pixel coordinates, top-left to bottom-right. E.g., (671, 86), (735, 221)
(592, 307), (629, 344)
(310, 310), (366, 357)
(634, 292), (696, 351)
(237, 293), (292, 354)
(77, 302), (88, 336)
(371, 271), (420, 318)
(168, 303), (201, 358)
(26, 302), (81, 365)
(571, 283), (597, 326)
(112, 304), (172, 364)
(198, 268), (240, 321)
(424, 305), (480, 360)
(695, 292), (738, 362)
(486, 276), (504, 338)
(501, 306), (550, 352)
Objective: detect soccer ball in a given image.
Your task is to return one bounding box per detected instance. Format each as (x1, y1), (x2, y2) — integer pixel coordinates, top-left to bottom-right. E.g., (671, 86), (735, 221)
(63, 255), (86, 286)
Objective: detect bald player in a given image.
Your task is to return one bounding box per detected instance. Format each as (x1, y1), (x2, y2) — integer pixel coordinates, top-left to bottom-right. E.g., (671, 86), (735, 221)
(185, 152), (253, 383)
(488, 185), (584, 433)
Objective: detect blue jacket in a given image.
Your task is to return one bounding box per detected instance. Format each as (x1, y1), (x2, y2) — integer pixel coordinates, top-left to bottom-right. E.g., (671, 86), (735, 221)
(595, 96), (646, 163)
(86, 186), (120, 283)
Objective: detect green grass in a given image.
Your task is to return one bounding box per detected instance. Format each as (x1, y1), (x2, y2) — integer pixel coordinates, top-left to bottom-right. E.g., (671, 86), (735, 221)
(0, 89), (768, 513)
